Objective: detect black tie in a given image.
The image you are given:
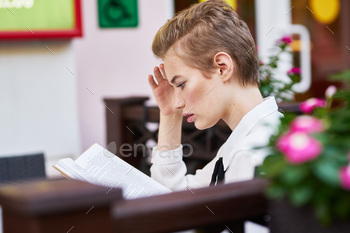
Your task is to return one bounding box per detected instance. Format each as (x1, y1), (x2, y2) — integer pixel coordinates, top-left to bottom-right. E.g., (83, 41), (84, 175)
(210, 157), (225, 186)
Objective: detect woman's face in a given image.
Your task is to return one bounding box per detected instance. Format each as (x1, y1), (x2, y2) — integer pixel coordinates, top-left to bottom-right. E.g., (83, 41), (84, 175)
(163, 50), (228, 130)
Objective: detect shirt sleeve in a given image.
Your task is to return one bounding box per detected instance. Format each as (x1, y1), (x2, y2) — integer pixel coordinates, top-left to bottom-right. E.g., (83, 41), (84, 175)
(150, 145), (218, 191)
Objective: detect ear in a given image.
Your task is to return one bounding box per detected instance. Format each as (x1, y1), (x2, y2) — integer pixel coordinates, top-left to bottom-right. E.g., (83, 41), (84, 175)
(213, 52), (235, 82)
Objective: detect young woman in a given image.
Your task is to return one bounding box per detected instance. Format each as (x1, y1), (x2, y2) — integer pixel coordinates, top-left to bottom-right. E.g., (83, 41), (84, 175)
(148, 0), (282, 191)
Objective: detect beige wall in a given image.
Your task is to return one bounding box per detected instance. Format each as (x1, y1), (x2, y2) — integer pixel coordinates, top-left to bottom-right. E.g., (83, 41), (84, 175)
(0, 40), (80, 165)
(74, 0), (173, 151)
(0, 0), (173, 178)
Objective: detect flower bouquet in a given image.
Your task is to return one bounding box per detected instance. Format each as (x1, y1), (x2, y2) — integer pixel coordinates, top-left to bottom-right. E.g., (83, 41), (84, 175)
(258, 71), (350, 226)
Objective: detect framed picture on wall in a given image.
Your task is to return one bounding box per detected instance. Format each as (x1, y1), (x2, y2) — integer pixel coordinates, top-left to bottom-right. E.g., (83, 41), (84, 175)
(98, 0), (138, 28)
(0, 0), (82, 39)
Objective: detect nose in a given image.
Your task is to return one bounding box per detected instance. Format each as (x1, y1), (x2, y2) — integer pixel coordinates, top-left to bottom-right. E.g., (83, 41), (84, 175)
(175, 92), (185, 110)
(176, 100), (185, 110)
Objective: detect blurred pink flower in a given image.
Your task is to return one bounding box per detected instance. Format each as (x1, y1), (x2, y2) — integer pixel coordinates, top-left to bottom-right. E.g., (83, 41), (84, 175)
(300, 98), (326, 113)
(287, 67), (301, 75)
(339, 166), (350, 190)
(290, 116), (324, 133)
(325, 85), (337, 98)
(277, 132), (322, 164)
(280, 36), (292, 44)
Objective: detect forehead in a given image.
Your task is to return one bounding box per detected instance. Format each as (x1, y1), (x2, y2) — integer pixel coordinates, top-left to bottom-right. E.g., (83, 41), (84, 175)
(163, 48), (187, 78)
(163, 46), (183, 65)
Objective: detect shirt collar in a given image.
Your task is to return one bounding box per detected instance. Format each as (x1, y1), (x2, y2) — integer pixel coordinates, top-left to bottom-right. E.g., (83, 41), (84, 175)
(220, 97), (279, 170)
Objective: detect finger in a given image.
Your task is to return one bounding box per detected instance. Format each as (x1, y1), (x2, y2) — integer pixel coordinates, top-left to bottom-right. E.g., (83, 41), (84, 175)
(148, 75), (158, 89)
(153, 66), (166, 85)
(159, 63), (167, 79)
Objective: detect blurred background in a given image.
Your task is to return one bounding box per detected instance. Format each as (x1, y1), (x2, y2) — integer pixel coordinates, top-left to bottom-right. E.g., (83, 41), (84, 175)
(0, 0), (349, 177)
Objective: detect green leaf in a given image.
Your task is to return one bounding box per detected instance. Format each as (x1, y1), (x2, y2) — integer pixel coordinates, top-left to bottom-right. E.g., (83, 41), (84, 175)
(281, 165), (308, 186)
(314, 202), (332, 225)
(311, 159), (340, 187)
(329, 69), (350, 81)
(334, 193), (350, 218)
(289, 184), (313, 206)
(260, 155), (286, 178)
(266, 185), (285, 200)
(321, 146), (348, 163)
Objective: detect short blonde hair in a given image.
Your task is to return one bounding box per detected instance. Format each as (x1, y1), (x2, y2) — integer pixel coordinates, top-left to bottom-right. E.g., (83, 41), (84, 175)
(152, 0), (259, 86)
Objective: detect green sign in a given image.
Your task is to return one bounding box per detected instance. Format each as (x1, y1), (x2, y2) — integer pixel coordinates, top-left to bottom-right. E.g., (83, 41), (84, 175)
(98, 0), (138, 28)
(0, 0), (74, 31)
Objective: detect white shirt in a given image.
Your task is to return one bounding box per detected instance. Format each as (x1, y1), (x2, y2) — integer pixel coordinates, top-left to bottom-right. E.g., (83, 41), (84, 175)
(150, 97), (283, 191)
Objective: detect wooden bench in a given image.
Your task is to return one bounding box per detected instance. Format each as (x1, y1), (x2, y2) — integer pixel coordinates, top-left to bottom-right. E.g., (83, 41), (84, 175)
(0, 178), (268, 233)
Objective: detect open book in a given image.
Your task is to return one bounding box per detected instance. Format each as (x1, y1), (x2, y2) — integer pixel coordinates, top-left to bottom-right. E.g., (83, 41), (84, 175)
(53, 143), (171, 199)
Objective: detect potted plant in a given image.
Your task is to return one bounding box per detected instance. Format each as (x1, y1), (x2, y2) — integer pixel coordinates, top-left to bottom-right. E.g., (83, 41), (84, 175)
(257, 70), (350, 232)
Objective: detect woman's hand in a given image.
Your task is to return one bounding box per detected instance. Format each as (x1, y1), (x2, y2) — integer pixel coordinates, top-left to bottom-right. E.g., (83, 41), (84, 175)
(148, 64), (180, 116)
(148, 64), (183, 150)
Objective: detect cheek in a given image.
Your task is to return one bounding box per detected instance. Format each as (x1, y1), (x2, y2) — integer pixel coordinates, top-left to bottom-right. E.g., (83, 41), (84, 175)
(184, 85), (204, 106)
(184, 92), (196, 106)
(201, 91), (225, 121)
(183, 76), (216, 110)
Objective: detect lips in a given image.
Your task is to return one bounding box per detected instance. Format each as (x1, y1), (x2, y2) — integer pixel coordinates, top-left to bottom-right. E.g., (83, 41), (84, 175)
(183, 113), (195, 123)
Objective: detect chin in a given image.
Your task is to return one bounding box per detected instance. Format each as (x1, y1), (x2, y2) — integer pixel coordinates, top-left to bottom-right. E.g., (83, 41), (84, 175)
(194, 120), (217, 130)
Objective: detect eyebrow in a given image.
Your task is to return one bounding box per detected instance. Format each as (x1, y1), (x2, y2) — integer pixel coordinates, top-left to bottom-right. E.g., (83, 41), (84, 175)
(170, 75), (182, 84)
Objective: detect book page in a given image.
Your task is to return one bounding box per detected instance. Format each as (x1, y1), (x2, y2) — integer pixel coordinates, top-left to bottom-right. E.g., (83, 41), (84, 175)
(54, 158), (99, 184)
(75, 144), (171, 199)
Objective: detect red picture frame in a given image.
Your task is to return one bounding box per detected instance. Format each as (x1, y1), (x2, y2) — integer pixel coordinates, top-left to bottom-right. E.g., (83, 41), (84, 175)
(0, 0), (82, 40)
